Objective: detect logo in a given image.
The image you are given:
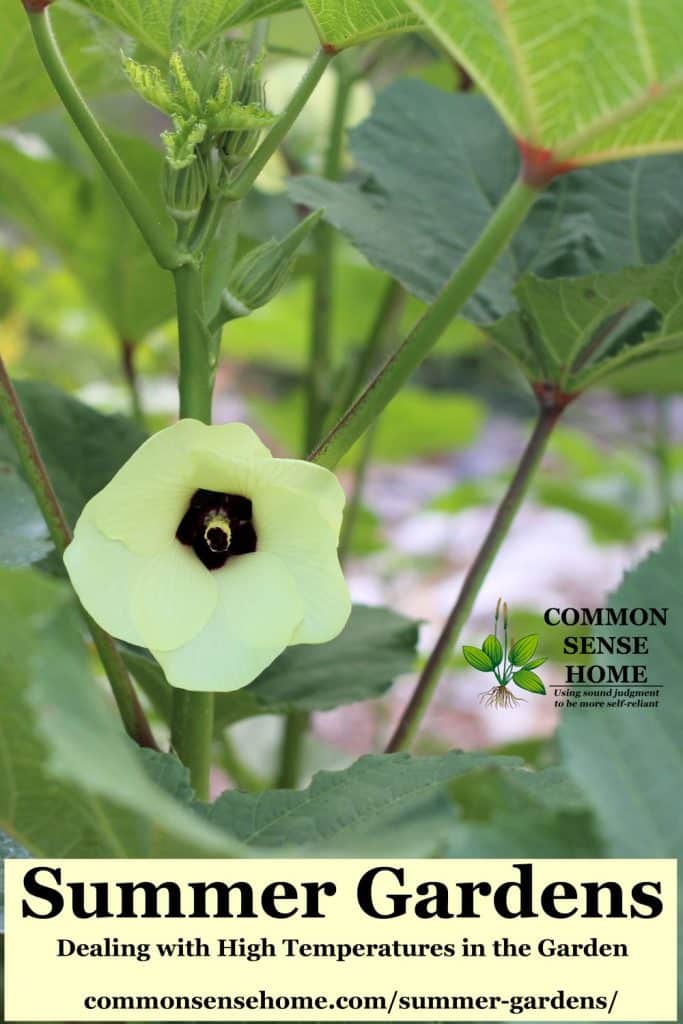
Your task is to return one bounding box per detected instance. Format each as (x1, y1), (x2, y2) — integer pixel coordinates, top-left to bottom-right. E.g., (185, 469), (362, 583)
(462, 599), (547, 709)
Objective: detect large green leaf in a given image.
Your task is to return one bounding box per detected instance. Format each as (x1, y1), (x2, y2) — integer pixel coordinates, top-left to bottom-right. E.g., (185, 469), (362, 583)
(290, 81), (683, 323)
(202, 751), (517, 854)
(0, 566), (238, 858)
(2, 1), (122, 125)
(559, 527), (683, 856)
(406, 0), (683, 167)
(304, 0), (420, 50)
(220, 604), (418, 725)
(489, 243), (683, 391)
(0, 462), (51, 568)
(0, 131), (175, 340)
(127, 605), (420, 729)
(559, 522), (683, 993)
(72, 0), (301, 55)
(0, 564), (532, 863)
(0, 380), (145, 529)
(449, 766), (604, 858)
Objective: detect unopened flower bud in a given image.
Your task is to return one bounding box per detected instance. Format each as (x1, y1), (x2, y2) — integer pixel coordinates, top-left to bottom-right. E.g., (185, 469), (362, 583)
(218, 66), (268, 169)
(216, 211), (322, 323)
(162, 152), (208, 226)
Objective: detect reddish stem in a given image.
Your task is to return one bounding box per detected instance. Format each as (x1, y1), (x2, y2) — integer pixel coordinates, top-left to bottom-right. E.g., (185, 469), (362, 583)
(517, 139), (578, 189)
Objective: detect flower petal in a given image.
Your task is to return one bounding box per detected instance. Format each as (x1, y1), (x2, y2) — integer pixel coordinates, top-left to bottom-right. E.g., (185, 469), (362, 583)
(253, 458), (346, 533)
(63, 512), (146, 646)
(155, 551), (303, 692)
(130, 542), (218, 652)
(93, 419), (272, 555)
(191, 420), (272, 463)
(256, 496), (351, 645)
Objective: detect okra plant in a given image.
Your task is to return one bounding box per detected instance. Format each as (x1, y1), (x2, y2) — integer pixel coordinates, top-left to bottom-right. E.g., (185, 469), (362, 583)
(0, 0), (682, 968)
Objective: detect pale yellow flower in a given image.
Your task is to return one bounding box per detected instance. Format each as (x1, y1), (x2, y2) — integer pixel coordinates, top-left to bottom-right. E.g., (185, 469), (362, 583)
(64, 420), (350, 692)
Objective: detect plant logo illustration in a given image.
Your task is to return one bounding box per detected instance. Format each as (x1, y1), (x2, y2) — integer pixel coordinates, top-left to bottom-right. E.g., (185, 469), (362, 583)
(463, 599), (547, 709)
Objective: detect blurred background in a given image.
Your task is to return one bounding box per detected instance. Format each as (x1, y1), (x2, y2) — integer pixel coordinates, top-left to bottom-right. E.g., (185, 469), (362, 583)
(2, 5), (680, 785)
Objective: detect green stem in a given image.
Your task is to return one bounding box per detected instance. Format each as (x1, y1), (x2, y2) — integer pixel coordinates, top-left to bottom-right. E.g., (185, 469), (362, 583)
(330, 279), (406, 429)
(310, 178), (538, 468)
(247, 17), (269, 62)
(338, 418), (378, 563)
(205, 203), (242, 327)
(174, 266), (212, 422)
(276, 710), (309, 789)
(0, 353), (157, 750)
(224, 48), (333, 202)
(278, 63), (352, 786)
(337, 281), (407, 562)
(120, 338), (145, 427)
(386, 399), (564, 753)
(305, 66), (355, 451)
(219, 733), (269, 792)
(26, 8), (181, 270)
(170, 265), (214, 799)
(171, 691), (214, 802)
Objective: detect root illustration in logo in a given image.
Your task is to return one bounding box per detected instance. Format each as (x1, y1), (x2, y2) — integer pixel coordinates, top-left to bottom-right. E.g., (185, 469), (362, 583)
(462, 599), (547, 709)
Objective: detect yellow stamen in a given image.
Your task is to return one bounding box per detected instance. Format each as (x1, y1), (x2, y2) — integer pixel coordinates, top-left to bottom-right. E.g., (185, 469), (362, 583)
(204, 516), (232, 553)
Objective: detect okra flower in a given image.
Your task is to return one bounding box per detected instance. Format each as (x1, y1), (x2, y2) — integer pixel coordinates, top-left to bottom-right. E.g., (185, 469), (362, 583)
(64, 420), (351, 692)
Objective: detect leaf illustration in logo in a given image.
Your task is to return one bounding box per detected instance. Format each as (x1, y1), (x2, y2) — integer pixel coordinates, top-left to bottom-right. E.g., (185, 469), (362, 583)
(513, 669), (546, 695)
(523, 656), (547, 670)
(463, 646), (493, 672)
(482, 633), (503, 668)
(509, 634), (539, 666)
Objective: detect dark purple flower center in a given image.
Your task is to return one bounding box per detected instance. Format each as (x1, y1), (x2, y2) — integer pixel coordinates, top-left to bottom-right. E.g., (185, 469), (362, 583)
(176, 489), (256, 570)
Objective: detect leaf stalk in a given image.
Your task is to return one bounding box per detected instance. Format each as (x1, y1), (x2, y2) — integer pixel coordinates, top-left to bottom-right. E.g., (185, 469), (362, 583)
(386, 396), (568, 753)
(310, 177), (539, 468)
(26, 8), (182, 271)
(305, 61), (355, 451)
(0, 354), (158, 751)
(223, 48), (333, 202)
(170, 264), (215, 799)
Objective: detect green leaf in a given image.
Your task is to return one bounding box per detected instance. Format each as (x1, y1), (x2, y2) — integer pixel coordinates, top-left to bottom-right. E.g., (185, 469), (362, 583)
(1, 2), (122, 125)
(202, 751), (518, 855)
(0, 566), (237, 858)
(304, 0), (420, 50)
(489, 243), (683, 391)
(449, 766), (603, 858)
(0, 381), (145, 529)
(512, 670), (546, 695)
(559, 522), (683, 995)
(128, 606), (420, 729)
(406, 0), (683, 166)
(482, 634), (503, 668)
(0, 461), (52, 567)
(559, 525), (683, 853)
(73, 0), (301, 56)
(462, 645), (494, 672)
(509, 634), (539, 666)
(291, 81), (683, 322)
(523, 656), (547, 671)
(0, 131), (175, 340)
(604, 355), (683, 395)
